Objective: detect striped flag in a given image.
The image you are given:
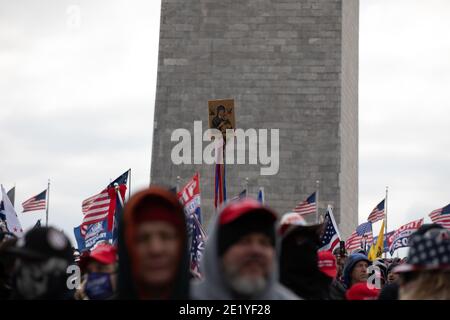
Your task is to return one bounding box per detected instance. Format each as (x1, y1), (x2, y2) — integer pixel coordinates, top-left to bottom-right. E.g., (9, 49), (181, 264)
(319, 205), (341, 252)
(293, 192), (316, 216)
(190, 208), (207, 278)
(176, 173), (206, 277)
(345, 222), (373, 252)
(22, 190), (47, 212)
(81, 171), (128, 236)
(367, 199), (385, 223)
(429, 204), (450, 229)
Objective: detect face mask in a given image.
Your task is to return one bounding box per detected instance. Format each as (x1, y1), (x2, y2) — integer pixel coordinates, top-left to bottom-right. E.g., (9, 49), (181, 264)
(84, 272), (114, 300)
(15, 258), (68, 299)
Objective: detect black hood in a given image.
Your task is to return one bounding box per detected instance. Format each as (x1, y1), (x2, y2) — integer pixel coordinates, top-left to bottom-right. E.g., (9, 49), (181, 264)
(279, 227), (332, 300)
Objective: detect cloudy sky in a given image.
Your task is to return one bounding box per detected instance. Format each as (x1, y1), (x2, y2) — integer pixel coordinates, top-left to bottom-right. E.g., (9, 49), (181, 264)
(1, 0), (449, 248)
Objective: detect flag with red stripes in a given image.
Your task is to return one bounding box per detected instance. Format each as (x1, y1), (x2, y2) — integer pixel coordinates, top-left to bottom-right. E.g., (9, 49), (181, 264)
(81, 171), (128, 236)
(22, 189), (47, 213)
(293, 192), (316, 216)
(319, 206), (341, 252)
(345, 222), (373, 252)
(367, 199), (385, 223)
(429, 204), (450, 229)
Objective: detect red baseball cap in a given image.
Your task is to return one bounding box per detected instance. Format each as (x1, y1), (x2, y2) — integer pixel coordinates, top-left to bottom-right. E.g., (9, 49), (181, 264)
(219, 199), (277, 226)
(89, 243), (117, 265)
(346, 282), (380, 300)
(317, 251), (337, 278)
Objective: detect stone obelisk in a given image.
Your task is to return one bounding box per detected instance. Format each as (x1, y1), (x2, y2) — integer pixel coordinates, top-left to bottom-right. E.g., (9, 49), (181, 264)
(151, 0), (359, 239)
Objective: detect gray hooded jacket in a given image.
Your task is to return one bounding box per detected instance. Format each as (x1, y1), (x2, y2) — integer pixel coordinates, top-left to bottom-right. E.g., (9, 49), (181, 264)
(191, 214), (299, 300)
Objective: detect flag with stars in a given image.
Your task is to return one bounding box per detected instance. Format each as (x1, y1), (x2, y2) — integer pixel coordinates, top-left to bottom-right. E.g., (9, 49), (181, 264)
(319, 205), (341, 252)
(177, 173), (206, 276)
(367, 199), (385, 223)
(293, 192), (316, 216)
(429, 204), (450, 230)
(81, 170), (128, 236)
(22, 189), (47, 213)
(1, 184), (23, 237)
(345, 222), (373, 252)
(189, 212), (206, 278)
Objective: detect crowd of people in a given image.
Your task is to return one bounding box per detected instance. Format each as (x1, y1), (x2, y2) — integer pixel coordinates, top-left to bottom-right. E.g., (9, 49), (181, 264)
(0, 186), (449, 300)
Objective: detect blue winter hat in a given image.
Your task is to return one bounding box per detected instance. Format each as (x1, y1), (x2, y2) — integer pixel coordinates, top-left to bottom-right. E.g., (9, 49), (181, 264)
(343, 253), (370, 288)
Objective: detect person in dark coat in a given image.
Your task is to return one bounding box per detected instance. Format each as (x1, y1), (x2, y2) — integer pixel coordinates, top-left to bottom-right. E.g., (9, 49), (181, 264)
(277, 212), (331, 300)
(117, 187), (190, 300)
(6, 227), (75, 300)
(0, 235), (18, 300)
(191, 200), (298, 300)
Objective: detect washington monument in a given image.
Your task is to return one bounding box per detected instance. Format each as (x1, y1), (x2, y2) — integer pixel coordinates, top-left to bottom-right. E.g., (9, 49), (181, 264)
(150, 0), (359, 238)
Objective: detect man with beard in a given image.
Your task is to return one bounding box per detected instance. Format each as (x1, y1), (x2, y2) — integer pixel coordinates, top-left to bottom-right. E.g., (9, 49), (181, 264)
(191, 199), (298, 300)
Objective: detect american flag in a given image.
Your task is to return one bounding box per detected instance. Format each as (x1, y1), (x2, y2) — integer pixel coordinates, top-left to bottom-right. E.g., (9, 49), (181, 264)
(177, 173), (206, 277)
(367, 199), (385, 223)
(22, 190), (47, 212)
(319, 205), (341, 252)
(229, 189), (247, 203)
(81, 171), (128, 236)
(429, 203), (450, 229)
(345, 222), (373, 252)
(293, 192), (316, 216)
(190, 211), (206, 278)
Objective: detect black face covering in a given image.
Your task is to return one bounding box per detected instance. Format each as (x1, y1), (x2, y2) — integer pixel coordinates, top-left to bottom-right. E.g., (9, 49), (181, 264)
(279, 229), (332, 300)
(14, 257), (70, 300)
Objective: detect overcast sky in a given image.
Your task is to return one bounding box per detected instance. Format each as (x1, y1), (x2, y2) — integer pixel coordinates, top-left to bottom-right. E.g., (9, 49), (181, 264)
(1, 0), (449, 248)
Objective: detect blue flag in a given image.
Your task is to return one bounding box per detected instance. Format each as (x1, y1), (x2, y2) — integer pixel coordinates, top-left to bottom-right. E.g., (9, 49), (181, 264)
(112, 189), (124, 245)
(76, 218), (112, 251)
(108, 170), (129, 188)
(74, 225), (86, 251)
(257, 188), (265, 204)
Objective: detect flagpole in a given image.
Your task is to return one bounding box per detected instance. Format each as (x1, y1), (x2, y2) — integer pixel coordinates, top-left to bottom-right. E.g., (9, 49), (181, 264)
(384, 186), (388, 258)
(316, 180), (320, 224)
(261, 186), (265, 204)
(46, 179), (50, 227)
(115, 183), (124, 207)
(176, 176), (181, 193)
(245, 177), (249, 194)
